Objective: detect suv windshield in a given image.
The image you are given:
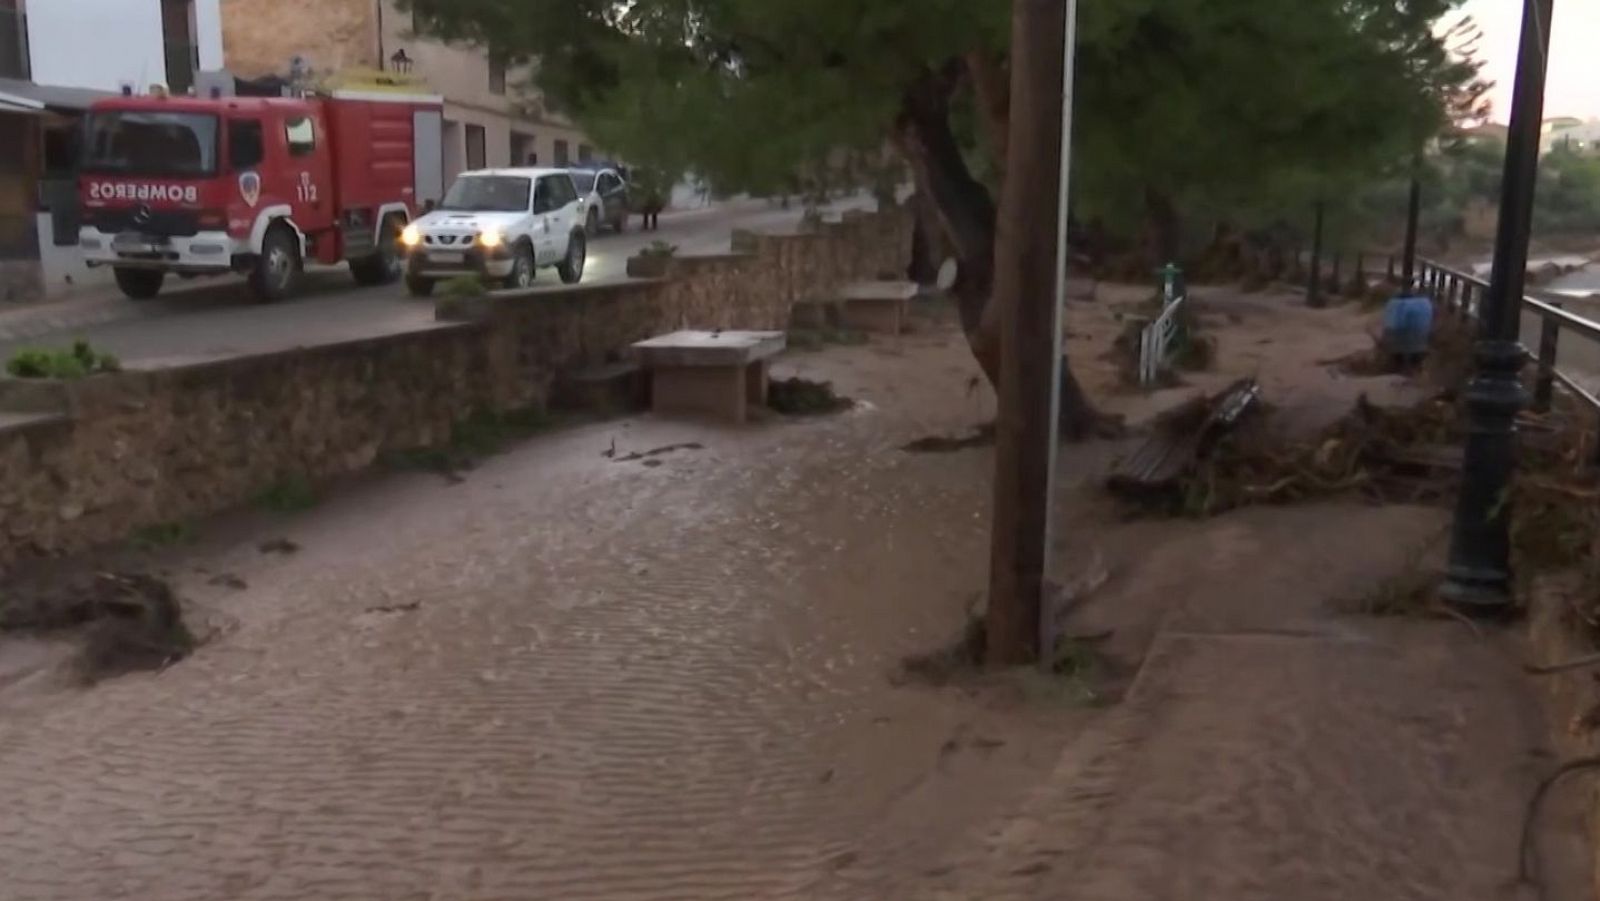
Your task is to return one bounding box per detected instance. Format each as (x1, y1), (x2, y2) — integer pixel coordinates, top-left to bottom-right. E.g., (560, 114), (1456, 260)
(440, 175), (531, 212)
(83, 111), (219, 177)
(570, 171), (597, 195)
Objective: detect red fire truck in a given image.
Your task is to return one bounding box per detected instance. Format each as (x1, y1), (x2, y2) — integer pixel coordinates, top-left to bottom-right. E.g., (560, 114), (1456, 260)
(78, 83), (444, 302)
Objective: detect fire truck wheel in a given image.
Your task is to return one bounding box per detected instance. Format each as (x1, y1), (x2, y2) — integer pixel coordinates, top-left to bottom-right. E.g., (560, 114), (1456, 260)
(250, 224), (304, 303)
(113, 268), (165, 301)
(558, 231), (587, 285)
(351, 217), (403, 286)
(405, 274), (436, 297)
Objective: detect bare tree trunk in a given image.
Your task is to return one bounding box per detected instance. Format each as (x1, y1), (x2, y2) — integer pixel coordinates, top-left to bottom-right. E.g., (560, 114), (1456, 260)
(965, 49), (1011, 174)
(1144, 186), (1181, 264)
(894, 60), (1108, 440)
(986, 0), (1070, 666)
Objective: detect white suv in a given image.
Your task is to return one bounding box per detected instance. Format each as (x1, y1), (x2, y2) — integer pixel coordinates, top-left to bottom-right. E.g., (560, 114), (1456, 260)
(400, 168), (587, 296)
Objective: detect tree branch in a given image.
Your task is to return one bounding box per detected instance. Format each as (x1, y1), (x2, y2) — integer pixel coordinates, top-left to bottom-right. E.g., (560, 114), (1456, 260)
(964, 50), (1011, 175)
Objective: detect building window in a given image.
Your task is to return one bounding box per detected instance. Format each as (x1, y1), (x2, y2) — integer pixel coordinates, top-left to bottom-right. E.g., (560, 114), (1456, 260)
(465, 124), (487, 171)
(578, 144), (593, 163)
(285, 116), (316, 157)
(0, 0), (28, 81)
(554, 140), (569, 167)
(489, 55), (507, 96)
(511, 132), (536, 167)
(160, 0), (198, 95)
(229, 119), (265, 170)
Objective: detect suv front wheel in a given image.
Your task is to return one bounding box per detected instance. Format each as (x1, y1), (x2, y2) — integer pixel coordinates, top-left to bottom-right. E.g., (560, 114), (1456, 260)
(558, 231), (587, 285)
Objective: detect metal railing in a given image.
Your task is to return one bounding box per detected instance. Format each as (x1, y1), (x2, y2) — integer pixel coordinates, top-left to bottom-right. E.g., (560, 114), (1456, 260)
(1415, 257), (1600, 430)
(1137, 268), (1187, 387)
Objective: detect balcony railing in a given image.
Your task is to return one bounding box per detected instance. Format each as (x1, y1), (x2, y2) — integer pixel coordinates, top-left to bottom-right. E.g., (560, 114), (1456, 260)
(0, 8), (30, 81)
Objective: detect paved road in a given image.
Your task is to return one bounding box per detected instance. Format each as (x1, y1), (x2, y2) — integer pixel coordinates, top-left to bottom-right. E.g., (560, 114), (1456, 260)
(0, 197), (874, 368)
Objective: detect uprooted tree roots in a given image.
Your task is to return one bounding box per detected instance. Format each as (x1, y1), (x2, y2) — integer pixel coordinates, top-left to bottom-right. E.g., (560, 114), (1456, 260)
(1117, 385), (1600, 601)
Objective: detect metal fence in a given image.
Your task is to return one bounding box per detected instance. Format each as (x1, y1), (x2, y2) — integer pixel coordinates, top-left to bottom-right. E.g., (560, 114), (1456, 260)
(1416, 257), (1600, 446)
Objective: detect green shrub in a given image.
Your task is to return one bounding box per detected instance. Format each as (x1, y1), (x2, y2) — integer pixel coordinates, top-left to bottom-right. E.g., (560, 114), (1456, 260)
(6, 340), (121, 380)
(440, 275), (488, 297)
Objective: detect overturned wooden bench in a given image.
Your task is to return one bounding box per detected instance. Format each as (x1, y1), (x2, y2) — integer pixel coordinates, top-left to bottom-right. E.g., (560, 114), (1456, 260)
(839, 280), (918, 335)
(631, 330), (787, 423)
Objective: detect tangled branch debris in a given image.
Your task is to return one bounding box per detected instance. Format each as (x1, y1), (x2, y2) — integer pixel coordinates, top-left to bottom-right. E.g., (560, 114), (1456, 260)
(0, 571), (196, 683)
(1112, 381), (1600, 594)
(768, 377), (854, 416)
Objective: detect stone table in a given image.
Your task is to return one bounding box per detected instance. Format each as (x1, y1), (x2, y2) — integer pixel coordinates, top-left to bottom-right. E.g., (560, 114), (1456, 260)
(631, 330), (787, 423)
(839, 280), (917, 335)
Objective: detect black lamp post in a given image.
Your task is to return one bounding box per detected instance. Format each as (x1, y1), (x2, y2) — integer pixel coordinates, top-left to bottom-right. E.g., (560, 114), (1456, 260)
(1308, 200), (1325, 308)
(1441, 0), (1554, 614)
(1402, 154), (1422, 288)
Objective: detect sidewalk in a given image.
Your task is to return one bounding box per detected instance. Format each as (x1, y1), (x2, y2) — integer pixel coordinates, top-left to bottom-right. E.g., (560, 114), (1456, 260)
(901, 501), (1585, 901)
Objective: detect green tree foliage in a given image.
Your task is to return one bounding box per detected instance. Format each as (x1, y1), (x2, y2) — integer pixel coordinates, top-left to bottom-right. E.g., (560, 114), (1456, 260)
(406, 0), (1482, 251)
(1535, 146), (1600, 234)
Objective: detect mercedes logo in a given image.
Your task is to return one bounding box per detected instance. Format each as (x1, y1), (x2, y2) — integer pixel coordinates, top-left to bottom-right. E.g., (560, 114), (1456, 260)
(132, 205), (152, 226)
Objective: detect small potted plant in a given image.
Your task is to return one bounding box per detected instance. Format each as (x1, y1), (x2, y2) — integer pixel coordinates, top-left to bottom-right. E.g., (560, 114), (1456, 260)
(626, 241), (679, 279)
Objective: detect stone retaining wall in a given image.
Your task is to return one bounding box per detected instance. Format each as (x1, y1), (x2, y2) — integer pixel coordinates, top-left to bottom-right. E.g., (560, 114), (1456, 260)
(0, 210), (910, 569)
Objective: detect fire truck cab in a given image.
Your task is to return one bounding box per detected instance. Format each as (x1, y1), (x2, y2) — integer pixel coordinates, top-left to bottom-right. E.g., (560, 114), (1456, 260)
(77, 83), (444, 302)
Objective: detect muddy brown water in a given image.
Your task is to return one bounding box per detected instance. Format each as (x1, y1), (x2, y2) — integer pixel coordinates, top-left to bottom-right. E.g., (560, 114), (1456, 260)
(0, 311), (1092, 900)
(0, 292), (1588, 900)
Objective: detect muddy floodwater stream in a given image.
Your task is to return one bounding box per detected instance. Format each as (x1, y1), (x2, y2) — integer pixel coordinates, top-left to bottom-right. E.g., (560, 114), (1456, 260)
(0, 309), (1092, 900)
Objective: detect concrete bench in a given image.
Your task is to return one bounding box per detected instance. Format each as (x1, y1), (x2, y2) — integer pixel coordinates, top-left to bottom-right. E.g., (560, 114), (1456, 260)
(552, 360), (648, 414)
(839, 280), (918, 335)
(631, 330), (787, 423)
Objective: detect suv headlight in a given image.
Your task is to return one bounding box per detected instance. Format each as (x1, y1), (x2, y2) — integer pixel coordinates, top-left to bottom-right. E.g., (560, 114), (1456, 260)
(400, 224), (421, 247)
(478, 228), (505, 249)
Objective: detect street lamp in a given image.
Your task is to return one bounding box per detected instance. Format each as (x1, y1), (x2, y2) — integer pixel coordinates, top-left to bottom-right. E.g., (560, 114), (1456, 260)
(1402, 153), (1422, 288)
(1441, 0), (1554, 614)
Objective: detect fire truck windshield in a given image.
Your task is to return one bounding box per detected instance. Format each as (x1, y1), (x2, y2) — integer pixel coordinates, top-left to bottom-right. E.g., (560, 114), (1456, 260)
(440, 175), (531, 213)
(83, 111), (220, 178)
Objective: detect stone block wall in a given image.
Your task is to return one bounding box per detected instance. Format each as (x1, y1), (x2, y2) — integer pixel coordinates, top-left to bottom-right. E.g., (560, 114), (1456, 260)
(0, 210), (910, 568)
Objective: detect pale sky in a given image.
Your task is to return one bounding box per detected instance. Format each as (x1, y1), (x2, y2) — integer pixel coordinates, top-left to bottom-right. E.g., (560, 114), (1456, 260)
(1461, 0), (1598, 121)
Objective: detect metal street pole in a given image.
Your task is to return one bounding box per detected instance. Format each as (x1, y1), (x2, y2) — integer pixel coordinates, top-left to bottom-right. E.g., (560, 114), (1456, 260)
(1041, 0), (1079, 660)
(1308, 201), (1325, 308)
(1441, 0), (1554, 614)
(1402, 154), (1423, 287)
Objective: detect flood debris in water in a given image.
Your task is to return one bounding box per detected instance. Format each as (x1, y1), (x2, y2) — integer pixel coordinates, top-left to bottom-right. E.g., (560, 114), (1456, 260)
(0, 570), (197, 684)
(77, 573), (196, 683)
(768, 377), (854, 416)
(610, 442), (705, 463)
(901, 422), (997, 454)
